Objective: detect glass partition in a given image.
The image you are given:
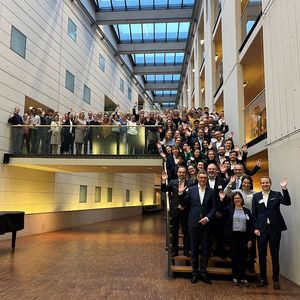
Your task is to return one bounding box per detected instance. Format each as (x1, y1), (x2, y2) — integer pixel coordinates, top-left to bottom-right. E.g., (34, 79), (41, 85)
(9, 124), (166, 156)
(244, 89), (266, 143)
(241, 0), (262, 44)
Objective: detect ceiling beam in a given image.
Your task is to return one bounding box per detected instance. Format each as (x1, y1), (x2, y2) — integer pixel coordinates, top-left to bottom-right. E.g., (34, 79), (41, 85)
(145, 82), (178, 91)
(133, 65), (182, 75)
(118, 42), (186, 54)
(96, 8), (193, 25)
(153, 96), (176, 103)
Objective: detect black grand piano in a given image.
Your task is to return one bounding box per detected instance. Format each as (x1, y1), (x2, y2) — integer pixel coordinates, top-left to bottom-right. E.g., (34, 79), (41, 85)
(0, 211), (24, 250)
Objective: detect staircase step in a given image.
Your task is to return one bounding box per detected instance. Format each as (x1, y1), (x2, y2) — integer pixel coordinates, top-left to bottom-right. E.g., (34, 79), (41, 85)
(171, 265), (258, 277)
(171, 265), (232, 275)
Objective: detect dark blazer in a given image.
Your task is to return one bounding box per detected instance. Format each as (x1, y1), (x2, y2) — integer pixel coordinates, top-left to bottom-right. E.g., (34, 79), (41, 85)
(179, 185), (217, 228)
(252, 189), (291, 233)
(161, 179), (193, 216)
(223, 206), (253, 241)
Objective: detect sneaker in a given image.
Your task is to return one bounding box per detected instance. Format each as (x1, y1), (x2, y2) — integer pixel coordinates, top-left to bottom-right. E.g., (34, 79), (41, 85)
(232, 278), (240, 286)
(240, 279), (249, 286)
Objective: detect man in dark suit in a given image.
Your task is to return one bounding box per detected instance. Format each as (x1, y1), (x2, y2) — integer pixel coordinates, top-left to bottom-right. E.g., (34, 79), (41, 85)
(252, 176), (291, 290)
(161, 166), (193, 257)
(179, 170), (217, 284)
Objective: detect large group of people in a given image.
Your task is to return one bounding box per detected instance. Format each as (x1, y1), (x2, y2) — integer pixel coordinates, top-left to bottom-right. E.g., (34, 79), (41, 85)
(8, 104), (291, 290)
(158, 106), (291, 290)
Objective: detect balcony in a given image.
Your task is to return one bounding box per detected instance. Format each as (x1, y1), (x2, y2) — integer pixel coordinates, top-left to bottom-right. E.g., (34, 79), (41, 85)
(5, 125), (164, 173)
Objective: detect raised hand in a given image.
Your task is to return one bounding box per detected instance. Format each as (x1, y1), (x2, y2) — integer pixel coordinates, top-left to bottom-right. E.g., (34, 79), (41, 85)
(219, 190), (225, 202)
(219, 163), (227, 174)
(280, 177), (288, 189)
(161, 171), (168, 182)
(256, 159), (262, 167)
(230, 175), (236, 184)
(242, 144), (248, 152)
(178, 182), (187, 194)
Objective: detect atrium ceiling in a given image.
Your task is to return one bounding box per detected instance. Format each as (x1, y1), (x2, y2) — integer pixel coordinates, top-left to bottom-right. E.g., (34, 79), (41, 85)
(93, 0), (200, 107)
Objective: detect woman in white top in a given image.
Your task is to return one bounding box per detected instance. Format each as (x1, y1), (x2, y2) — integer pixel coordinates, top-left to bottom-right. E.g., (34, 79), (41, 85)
(74, 112), (86, 155)
(224, 175), (257, 273)
(49, 114), (61, 154)
(127, 115), (137, 154)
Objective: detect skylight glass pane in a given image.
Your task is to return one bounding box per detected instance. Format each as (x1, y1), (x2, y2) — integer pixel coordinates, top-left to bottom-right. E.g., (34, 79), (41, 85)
(183, 0), (195, 6)
(134, 54), (145, 64)
(155, 53), (165, 65)
(118, 24), (131, 42)
(156, 75), (164, 82)
(155, 91), (163, 96)
(143, 24), (154, 41)
(164, 74), (172, 82)
(178, 22), (190, 40)
(168, 0), (182, 7)
(155, 23), (166, 41)
(171, 90), (177, 95)
(112, 0), (126, 9)
(173, 74), (180, 81)
(154, 0), (168, 8)
(140, 0), (154, 9)
(146, 75), (155, 81)
(99, 0), (112, 10)
(126, 0), (140, 9)
(175, 53), (184, 64)
(131, 24), (142, 41)
(145, 53), (154, 65)
(167, 23), (179, 41)
(165, 53), (175, 64)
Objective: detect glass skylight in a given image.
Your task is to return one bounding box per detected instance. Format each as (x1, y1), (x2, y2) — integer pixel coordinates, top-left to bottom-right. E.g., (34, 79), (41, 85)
(95, 0), (195, 11)
(133, 53), (184, 65)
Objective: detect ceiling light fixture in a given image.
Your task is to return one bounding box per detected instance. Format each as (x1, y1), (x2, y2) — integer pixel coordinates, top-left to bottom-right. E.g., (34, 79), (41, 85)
(243, 81), (248, 87)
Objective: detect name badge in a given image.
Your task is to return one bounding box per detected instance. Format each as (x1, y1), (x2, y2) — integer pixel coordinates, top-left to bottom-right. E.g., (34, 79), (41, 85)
(218, 185), (223, 190)
(245, 214), (250, 220)
(258, 199), (264, 204)
(270, 197), (276, 201)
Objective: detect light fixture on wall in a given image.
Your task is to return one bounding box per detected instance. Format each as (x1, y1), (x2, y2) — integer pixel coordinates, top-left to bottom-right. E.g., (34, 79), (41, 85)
(192, 68), (195, 73)
(201, 87), (205, 93)
(215, 54), (219, 62)
(200, 39), (205, 45)
(132, 76), (138, 85)
(243, 81), (248, 87)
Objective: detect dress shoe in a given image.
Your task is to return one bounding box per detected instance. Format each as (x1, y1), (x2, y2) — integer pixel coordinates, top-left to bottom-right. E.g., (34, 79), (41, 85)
(232, 278), (240, 286)
(273, 281), (281, 290)
(191, 273), (198, 284)
(240, 279), (249, 287)
(256, 279), (268, 287)
(199, 273), (212, 285)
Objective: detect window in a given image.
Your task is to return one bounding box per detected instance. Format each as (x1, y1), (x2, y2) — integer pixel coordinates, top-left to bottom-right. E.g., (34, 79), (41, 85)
(68, 18), (77, 41)
(126, 189), (130, 202)
(10, 26), (26, 58)
(79, 185), (87, 203)
(65, 70), (75, 93)
(99, 54), (105, 72)
(95, 187), (101, 202)
(120, 79), (124, 93)
(83, 85), (91, 104)
(107, 188), (112, 202)
(140, 191), (143, 202)
(128, 87), (132, 101)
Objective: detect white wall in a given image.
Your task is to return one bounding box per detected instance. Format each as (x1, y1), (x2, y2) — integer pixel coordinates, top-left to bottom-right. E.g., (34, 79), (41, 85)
(262, 0), (300, 284)
(0, 0), (157, 226)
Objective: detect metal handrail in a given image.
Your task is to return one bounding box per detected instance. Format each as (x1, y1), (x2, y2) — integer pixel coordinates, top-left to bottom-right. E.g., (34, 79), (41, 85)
(163, 161), (172, 278)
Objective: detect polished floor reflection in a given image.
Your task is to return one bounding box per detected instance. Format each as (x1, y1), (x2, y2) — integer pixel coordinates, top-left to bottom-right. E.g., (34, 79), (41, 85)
(0, 214), (299, 299)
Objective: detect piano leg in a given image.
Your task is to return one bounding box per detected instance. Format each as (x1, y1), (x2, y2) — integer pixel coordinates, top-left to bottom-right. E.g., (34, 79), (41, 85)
(11, 231), (17, 251)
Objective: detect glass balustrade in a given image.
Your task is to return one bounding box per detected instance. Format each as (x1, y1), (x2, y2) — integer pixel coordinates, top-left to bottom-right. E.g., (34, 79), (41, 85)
(9, 125), (165, 156)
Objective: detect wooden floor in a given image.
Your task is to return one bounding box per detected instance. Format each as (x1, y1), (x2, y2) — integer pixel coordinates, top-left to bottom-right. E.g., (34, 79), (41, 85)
(0, 214), (299, 300)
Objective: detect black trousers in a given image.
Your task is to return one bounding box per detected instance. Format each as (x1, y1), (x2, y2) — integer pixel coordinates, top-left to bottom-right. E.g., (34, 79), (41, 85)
(257, 226), (281, 282)
(171, 212), (190, 252)
(189, 225), (211, 275)
(231, 231), (247, 279)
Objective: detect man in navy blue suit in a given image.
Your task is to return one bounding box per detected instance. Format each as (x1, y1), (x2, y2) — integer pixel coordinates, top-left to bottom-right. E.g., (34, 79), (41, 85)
(179, 170), (217, 284)
(252, 176), (291, 290)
